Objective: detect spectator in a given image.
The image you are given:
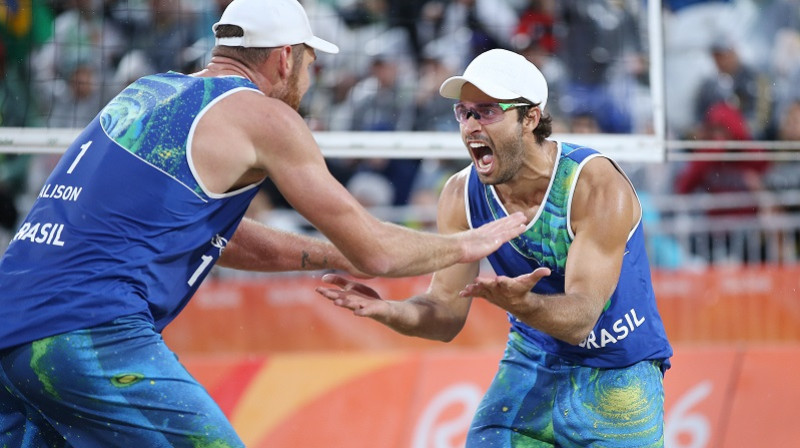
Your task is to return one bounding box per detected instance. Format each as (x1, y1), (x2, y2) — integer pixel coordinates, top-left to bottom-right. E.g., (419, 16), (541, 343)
(694, 34), (774, 139)
(412, 46), (459, 132)
(513, 0), (568, 127)
(303, 0), (387, 101)
(674, 102), (771, 217)
(426, 0), (519, 71)
(739, 0), (800, 70)
(43, 56), (103, 127)
(769, 29), (800, 129)
(111, 49), (157, 95)
(103, 0), (152, 36)
(513, 0), (558, 55)
(415, 1), (447, 58)
(175, 0), (236, 71)
(764, 99), (800, 194)
(118, 0), (203, 73)
(0, 0), (53, 126)
(662, 0), (737, 138)
(346, 170), (395, 208)
(348, 55), (415, 132)
(568, 110), (602, 134)
(556, 0), (647, 134)
(384, 0), (427, 64)
(190, 0), (235, 52)
(345, 54), (421, 205)
(674, 101), (777, 263)
(32, 0), (126, 112)
(777, 99), (800, 142)
(150, 0), (203, 72)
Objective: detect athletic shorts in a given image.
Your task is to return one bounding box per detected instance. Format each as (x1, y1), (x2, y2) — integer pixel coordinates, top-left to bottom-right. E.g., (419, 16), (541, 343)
(467, 331), (665, 448)
(0, 313), (243, 448)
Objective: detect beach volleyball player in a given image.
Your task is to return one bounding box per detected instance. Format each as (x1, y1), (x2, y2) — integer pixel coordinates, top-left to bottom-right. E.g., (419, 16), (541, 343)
(0, 1), (527, 446)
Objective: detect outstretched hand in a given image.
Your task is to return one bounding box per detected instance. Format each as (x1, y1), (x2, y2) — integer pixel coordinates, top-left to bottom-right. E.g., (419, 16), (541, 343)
(457, 212), (527, 263)
(459, 267), (551, 311)
(315, 273), (390, 318)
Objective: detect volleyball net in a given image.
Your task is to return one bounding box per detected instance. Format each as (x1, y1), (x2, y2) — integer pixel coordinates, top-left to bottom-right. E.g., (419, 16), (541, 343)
(3, 0), (799, 162)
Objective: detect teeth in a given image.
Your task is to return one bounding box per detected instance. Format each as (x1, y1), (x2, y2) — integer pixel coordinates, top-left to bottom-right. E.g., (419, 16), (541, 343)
(469, 142), (485, 148)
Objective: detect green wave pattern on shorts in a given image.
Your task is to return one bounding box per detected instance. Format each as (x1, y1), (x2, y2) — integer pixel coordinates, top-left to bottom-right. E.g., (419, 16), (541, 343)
(20, 316), (244, 447)
(470, 332), (665, 447)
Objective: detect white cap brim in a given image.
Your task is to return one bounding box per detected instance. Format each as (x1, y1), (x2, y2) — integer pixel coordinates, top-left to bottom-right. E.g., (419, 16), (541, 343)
(306, 36), (339, 54)
(439, 75), (522, 101)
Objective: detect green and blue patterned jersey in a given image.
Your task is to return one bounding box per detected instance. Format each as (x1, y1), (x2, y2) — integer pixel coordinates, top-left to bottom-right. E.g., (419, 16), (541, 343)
(0, 72), (263, 350)
(466, 142), (672, 369)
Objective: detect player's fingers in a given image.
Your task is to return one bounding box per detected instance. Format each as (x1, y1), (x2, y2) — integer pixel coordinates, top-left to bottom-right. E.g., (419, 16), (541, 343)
(321, 274), (377, 298)
(460, 274), (514, 297)
(320, 273), (350, 287)
(487, 212), (526, 239)
(323, 274), (368, 293)
(526, 267), (551, 283)
(317, 289), (362, 311)
(315, 287), (341, 301)
(348, 283), (379, 298)
(459, 282), (484, 298)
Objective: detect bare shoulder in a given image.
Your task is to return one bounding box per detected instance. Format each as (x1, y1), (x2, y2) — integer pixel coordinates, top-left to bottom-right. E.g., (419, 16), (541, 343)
(578, 156), (628, 188)
(191, 87), (317, 193)
(196, 88), (318, 166)
(200, 89), (310, 147)
(572, 156), (639, 233)
(575, 156), (636, 201)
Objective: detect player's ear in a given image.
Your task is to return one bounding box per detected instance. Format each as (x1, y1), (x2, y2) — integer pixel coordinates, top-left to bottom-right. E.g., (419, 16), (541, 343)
(277, 45), (293, 79)
(524, 106), (540, 128)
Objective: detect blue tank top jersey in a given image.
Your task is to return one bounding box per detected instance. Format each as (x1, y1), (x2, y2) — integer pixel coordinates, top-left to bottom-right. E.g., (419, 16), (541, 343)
(0, 73), (262, 350)
(466, 142), (672, 370)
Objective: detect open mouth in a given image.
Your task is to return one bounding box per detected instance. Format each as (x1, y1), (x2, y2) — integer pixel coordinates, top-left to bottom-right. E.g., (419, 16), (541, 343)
(470, 141), (494, 174)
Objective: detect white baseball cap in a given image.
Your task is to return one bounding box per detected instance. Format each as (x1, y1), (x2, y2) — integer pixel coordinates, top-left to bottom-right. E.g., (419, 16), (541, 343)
(213, 0), (339, 54)
(439, 49), (548, 111)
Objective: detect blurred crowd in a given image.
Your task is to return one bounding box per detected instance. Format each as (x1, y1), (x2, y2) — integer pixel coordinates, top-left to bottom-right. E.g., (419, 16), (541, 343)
(2, 0), (800, 266)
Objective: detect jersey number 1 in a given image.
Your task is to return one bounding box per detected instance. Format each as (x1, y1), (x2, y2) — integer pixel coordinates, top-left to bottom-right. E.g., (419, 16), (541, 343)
(188, 255), (213, 286)
(67, 141), (93, 174)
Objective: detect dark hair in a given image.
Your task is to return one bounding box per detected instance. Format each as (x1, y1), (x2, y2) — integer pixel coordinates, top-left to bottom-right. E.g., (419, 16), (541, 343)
(211, 24), (275, 67)
(515, 103), (552, 144)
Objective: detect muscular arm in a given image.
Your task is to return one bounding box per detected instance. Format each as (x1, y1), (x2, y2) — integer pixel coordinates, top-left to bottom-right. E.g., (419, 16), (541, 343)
(316, 170), (482, 342)
(248, 99), (524, 277)
(461, 158), (639, 345)
(218, 217), (360, 274)
(194, 91), (524, 278)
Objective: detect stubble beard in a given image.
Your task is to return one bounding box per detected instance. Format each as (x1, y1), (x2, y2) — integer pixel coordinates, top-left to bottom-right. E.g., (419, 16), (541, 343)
(286, 73), (303, 111)
(274, 67), (303, 111)
(482, 125), (526, 186)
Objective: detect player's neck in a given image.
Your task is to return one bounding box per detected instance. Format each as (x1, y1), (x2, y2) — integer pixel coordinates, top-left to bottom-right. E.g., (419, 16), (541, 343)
(199, 57), (256, 82)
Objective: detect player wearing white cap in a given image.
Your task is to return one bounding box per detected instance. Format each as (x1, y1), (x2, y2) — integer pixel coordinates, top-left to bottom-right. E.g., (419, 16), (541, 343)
(0, 2), (528, 446)
(318, 48), (673, 447)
